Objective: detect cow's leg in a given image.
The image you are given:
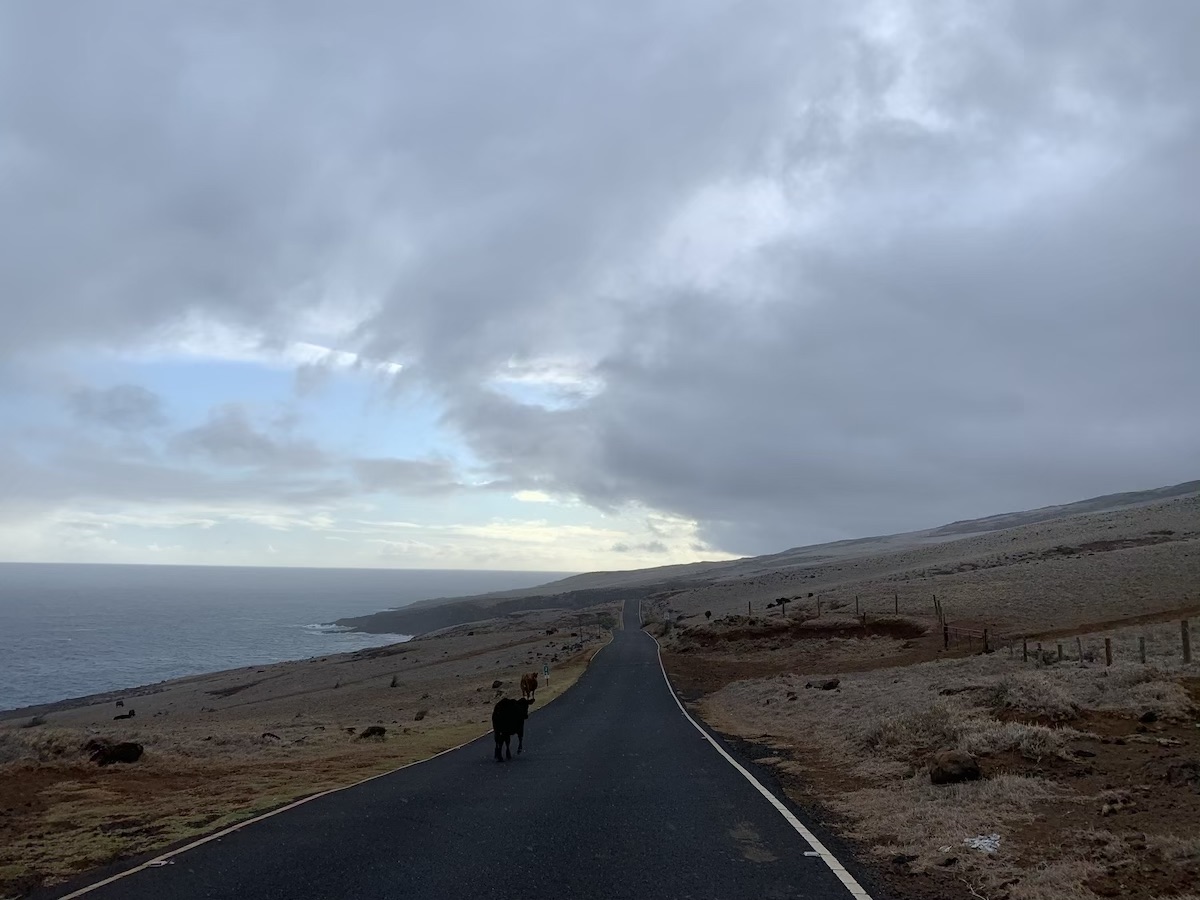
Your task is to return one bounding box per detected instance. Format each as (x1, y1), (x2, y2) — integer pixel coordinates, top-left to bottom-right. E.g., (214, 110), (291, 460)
(504, 733), (512, 761)
(516, 722), (524, 755)
(494, 732), (503, 761)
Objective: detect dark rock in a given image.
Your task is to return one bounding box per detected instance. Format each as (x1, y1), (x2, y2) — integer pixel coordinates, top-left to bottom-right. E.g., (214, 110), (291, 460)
(88, 740), (144, 766)
(930, 749), (981, 785)
(1073, 748), (1096, 758)
(1139, 710), (1158, 724)
(261, 732), (281, 741)
(935, 854), (959, 868)
(358, 726), (387, 739)
(491, 680), (503, 689)
(413, 709), (428, 721)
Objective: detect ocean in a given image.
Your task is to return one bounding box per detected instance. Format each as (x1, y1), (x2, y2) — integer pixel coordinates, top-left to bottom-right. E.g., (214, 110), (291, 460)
(0, 563), (565, 711)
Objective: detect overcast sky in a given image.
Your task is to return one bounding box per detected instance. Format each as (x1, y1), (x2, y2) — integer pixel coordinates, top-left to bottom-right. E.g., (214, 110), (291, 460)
(1, 1), (1197, 571)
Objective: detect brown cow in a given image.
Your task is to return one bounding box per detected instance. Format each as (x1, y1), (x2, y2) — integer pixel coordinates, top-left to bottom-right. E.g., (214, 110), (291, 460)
(520, 672), (538, 700)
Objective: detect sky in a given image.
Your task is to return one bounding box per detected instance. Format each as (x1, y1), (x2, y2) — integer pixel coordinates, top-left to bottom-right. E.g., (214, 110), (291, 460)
(1, 1), (1197, 572)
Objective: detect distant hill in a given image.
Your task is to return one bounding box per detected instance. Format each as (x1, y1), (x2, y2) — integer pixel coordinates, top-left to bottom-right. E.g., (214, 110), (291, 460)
(336, 478), (1199, 635)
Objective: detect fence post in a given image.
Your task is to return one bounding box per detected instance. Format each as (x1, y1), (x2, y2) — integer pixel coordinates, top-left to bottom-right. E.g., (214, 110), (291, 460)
(943, 623), (950, 650)
(1057, 643), (1063, 662)
(1139, 636), (1147, 664)
(1076, 636), (1084, 666)
(1183, 620), (1192, 665)
(1022, 638), (1028, 662)
(855, 595), (860, 616)
(747, 600), (751, 617)
(983, 628), (989, 653)
(816, 595), (821, 617)
(1104, 637), (1113, 667)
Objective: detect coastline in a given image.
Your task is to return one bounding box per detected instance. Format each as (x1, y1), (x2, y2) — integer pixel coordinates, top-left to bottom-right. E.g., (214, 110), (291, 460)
(0, 603), (619, 897)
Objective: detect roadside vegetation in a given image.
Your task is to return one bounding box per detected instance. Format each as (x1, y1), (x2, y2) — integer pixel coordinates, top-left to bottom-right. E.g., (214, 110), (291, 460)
(0, 606), (615, 898)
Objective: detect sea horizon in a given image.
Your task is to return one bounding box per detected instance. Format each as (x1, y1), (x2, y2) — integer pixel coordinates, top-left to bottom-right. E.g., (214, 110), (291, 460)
(0, 563), (570, 711)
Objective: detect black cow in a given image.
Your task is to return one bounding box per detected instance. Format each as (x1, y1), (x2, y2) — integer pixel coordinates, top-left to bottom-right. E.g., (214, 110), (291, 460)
(491, 697), (532, 761)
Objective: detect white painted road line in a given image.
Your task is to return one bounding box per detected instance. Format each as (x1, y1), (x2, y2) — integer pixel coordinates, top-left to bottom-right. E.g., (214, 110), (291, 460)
(60, 637), (617, 899)
(640, 601), (874, 900)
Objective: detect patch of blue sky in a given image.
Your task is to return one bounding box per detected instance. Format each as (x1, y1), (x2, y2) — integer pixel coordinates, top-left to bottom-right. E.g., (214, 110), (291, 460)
(71, 356), (470, 466)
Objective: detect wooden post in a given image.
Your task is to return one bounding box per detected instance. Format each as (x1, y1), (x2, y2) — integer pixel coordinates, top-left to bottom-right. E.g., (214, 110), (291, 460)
(1037, 642), (1042, 663)
(943, 623), (950, 650)
(747, 600), (751, 617)
(1139, 636), (1147, 664)
(1022, 638), (1028, 662)
(983, 628), (989, 653)
(1057, 643), (1063, 662)
(894, 592), (898, 614)
(1183, 620), (1192, 665)
(855, 595), (860, 616)
(816, 595), (821, 617)
(1104, 637), (1113, 667)
(1076, 636), (1084, 665)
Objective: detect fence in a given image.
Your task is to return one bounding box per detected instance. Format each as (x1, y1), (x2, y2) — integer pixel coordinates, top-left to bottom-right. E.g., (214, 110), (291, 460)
(1003, 619), (1194, 667)
(741, 591), (1195, 668)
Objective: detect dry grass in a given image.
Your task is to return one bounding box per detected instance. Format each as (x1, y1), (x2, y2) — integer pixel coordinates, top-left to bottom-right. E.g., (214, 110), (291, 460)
(0, 611), (611, 899)
(647, 495), (1200, 636)
(699, 615), (1200, 899)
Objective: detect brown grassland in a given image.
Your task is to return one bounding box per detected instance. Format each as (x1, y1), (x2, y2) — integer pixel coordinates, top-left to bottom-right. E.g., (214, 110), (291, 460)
(649, 493), (1199, 900)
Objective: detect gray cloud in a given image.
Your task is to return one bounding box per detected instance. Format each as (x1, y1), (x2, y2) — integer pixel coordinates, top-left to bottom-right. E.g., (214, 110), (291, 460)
(611, 541), (669, 554)
(171, 406), (327, 470)
(67, 385), (166, 431)
(2, 1), (1198, 556)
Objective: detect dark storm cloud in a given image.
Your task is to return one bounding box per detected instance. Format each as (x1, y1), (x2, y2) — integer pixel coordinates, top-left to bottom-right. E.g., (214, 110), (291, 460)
(2, 1), (1198, 555)
(67, 385), (166, 431)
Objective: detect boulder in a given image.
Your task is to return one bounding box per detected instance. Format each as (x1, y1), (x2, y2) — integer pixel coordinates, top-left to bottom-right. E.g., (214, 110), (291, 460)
(358, 725), (387, 739)
(930, 749), (980, 785)
(491, 680), (504, 689)
(87, 740), (144, 766)
(805, 678), (840, 691)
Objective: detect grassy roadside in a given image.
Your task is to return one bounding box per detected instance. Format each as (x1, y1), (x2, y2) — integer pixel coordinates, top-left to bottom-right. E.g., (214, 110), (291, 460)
(0, 627), (612, 899)
(686, 616), (1200, 900)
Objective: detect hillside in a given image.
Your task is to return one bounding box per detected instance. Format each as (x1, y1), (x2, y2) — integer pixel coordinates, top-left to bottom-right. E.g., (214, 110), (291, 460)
(338, 478), (1200, 635)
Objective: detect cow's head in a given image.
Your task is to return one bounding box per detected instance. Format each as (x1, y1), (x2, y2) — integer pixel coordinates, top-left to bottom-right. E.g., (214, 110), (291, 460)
(518, 697), (533, 718)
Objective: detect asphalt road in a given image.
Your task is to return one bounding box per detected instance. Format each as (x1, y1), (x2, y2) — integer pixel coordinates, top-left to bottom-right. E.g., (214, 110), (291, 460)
(64, 601), (869, 900)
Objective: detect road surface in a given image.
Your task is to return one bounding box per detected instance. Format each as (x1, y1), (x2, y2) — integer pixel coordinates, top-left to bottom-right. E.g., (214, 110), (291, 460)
(61, 601), (872, 900)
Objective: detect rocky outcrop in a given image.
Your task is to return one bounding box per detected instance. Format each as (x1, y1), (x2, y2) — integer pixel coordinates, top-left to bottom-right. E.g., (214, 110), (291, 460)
(929, 749), (980, 785)
(85, 739), (144, 766)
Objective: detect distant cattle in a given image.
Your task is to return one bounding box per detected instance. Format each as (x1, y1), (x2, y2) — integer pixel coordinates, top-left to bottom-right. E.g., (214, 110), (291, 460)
(491, 697), (532, 761)
(520, 672), (538, 700)
(113, 709), (136, 721)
